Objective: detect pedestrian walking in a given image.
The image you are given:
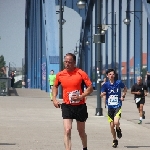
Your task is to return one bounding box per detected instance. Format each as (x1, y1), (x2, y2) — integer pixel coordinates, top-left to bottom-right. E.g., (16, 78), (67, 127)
(48, 70), (56, 101)
(131, 76), (147, 124)
(9, 71), (15, 88)
(101, 69), (127, 148)
(52, 53), (93, 150)
(146, 71), (150, 93)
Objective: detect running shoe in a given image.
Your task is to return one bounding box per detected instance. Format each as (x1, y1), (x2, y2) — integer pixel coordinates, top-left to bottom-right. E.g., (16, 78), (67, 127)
(112, 139), (118, 148)
(116, 127), (122, 139)
(138, 120), (142, 124)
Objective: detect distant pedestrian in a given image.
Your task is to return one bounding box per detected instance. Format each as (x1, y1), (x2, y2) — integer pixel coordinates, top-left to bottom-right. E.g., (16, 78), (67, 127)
(101, 69), (127, 148)
(9, 71), (15, 88)
(146, 71), (150, 93)
(48, 70), (56, 101)
(131, 76), (147, 124)
(22, 80), (25, 88)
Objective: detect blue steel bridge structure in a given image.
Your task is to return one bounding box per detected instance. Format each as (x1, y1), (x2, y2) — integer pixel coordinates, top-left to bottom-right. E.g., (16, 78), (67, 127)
(25, 0), (150, 93)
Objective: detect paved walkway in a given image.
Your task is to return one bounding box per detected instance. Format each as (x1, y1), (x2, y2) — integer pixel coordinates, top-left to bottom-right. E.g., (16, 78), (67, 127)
(0, 89), (150, 150)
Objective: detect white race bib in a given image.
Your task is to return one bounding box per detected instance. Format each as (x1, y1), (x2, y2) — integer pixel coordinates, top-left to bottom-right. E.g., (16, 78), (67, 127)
(68, 90), (80, 104)
(135, 98), (141, 103)
(108, 95), (118, 105)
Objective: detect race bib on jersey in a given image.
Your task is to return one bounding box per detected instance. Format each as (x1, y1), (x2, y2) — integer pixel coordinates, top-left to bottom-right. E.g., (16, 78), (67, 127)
(68, 90), (80, 104)
(135, 98), (141, 103)
(108, 95), (118, 105)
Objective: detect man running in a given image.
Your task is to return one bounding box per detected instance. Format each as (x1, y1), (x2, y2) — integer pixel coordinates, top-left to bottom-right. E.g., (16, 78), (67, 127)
(101, 69), (127, 148)
(131, 76), (147, 124)
(52, 53), (93, 150)
(48, 70), (56, 101)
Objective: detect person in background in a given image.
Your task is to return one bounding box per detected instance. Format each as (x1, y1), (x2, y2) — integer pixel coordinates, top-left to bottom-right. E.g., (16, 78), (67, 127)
(22, 80), (25, 88)
(48, 70), (56, 101)
(131, 76), (147, 124)
(146, 71), (150, 93)
(9, 71), (15, 88)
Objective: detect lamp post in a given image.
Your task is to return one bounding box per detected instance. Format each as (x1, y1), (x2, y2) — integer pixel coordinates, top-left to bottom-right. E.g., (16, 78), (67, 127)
(58, 0), (66, 98)
(95, 0), (103, 116)
(123, 8), (143, 81)
(102, 12), (117, 73)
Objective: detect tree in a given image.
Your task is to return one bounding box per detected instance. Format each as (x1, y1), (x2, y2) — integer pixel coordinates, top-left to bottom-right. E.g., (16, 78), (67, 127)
(142, 67), (147, 81)
(0, 55), (6, 77)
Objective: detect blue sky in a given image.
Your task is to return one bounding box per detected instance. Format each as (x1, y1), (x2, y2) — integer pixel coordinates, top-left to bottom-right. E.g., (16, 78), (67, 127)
(0, 0), (25, 67)
(0, 0), (148, 67)
(0, 0), (82, 67)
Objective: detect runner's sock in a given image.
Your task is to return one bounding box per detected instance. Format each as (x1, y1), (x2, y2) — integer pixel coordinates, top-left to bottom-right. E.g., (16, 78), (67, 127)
(50, 93), (52, 99)
(140, 117), (142, 120)
(83, 147), (87, 150)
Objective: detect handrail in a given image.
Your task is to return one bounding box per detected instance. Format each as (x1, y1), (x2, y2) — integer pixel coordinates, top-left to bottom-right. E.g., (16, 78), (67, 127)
(0, 77), (11, 96)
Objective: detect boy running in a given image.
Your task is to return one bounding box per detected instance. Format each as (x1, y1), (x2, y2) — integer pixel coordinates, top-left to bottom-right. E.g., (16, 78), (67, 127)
(101, 69), (127, 148)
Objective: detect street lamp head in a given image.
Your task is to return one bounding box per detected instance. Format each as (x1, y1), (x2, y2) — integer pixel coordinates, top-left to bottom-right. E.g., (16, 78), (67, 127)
(85, 40), (90, 46)
(62, 19), (66, 25)
(76, 0), (86, 9)
(74, 50), (79, 55)
(123, 18), (131, 25)
(100, 30), (105, 35)
(58, 19), (66, 25)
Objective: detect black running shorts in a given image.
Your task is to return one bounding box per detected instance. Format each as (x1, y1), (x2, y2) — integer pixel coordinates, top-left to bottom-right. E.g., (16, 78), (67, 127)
(61, 103), (88, 122)
(107, 107), (121, 123)
(136, 97), (145, 108)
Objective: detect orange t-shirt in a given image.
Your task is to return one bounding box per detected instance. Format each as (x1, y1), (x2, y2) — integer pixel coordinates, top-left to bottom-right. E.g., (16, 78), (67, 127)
(54, 68), (92, 105)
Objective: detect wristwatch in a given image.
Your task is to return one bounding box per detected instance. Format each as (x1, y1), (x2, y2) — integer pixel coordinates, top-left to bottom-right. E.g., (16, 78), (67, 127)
(122, 95), (125, 98)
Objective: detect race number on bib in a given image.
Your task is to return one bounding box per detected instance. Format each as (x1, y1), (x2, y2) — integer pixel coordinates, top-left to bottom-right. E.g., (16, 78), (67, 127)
(68, 90), (80, 104)
(108, 95), (118, 105)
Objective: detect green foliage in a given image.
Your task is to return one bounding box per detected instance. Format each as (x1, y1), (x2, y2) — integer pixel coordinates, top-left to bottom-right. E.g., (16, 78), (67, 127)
(0, 55), (6, 68)
(14, 80), (22, 88)
(92, 72), (95, 81)
(0, 55), (6, 77)
(142, 67), (147, 77)
(0, 82), (6, 90)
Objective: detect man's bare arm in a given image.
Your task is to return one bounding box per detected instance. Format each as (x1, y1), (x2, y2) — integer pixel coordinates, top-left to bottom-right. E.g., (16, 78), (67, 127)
(52, 85), (58, 101)
(80, 85), (93, 99)
(52, 85), (60, 108)
(100, 92), (106, 97)
(122, 86), (127, 97)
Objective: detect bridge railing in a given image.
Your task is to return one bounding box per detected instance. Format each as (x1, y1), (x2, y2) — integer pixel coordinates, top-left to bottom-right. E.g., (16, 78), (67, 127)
(0, 77), (11, 96)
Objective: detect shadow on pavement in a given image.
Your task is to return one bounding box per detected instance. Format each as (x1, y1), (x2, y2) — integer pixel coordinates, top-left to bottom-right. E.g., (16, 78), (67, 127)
(9, 88), (19, 96)
(125, 146), (150, 148)
(0, 143), (16, 145)
(127, 119), (139, 121)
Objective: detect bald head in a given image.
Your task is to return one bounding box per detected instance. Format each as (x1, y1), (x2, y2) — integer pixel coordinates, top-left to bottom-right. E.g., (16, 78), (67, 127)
(137, 76), (142, 85)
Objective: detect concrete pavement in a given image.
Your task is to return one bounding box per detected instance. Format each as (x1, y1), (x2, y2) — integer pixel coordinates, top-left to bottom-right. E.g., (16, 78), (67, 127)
(0, 89), (150, 150)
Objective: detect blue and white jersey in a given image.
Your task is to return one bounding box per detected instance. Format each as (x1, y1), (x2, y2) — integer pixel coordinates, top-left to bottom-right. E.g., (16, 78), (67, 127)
(101, 80), (125, 109)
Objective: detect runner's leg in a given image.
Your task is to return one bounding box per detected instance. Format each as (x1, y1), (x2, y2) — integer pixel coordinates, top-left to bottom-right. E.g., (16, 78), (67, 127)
(63, 119), (73, 150)
(77, 121), (87, 149)
(110, 121), (116, 140)
(114, 108), (122, 139)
